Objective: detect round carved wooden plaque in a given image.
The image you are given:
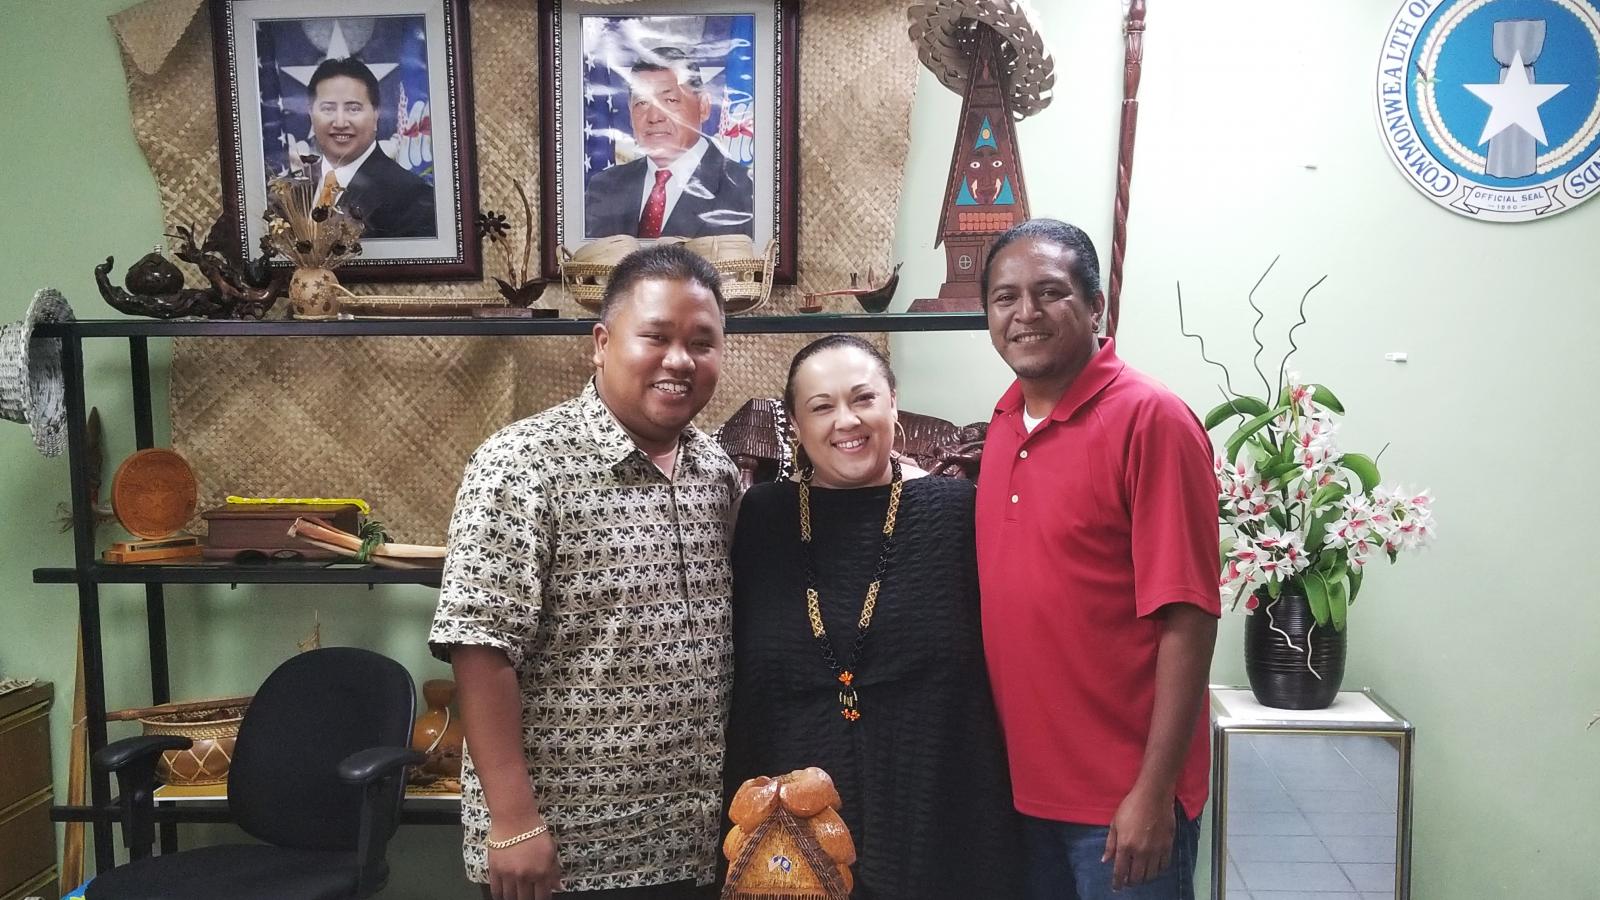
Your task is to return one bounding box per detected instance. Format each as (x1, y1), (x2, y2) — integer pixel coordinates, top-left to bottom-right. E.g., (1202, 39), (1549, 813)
(111, 448), (198, 539)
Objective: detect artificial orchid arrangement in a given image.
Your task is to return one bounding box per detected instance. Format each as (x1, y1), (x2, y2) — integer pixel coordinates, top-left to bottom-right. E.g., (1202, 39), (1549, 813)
(1208, 377), (1435, 629)
(1186, 262), (1436, 632)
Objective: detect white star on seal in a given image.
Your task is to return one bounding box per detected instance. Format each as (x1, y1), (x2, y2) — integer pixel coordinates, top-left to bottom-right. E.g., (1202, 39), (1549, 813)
(1462, 51), (1568, 146)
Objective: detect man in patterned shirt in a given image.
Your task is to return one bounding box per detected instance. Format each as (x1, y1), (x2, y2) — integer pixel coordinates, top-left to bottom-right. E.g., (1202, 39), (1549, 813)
(430, 244), (738, 900)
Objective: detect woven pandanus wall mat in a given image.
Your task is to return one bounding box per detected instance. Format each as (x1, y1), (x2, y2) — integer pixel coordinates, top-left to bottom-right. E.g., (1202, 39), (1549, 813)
(113, 0), (916, 540)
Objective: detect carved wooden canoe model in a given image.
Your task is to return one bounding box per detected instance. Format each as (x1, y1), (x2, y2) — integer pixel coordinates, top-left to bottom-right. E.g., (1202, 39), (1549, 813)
(799, 263), (902, 313)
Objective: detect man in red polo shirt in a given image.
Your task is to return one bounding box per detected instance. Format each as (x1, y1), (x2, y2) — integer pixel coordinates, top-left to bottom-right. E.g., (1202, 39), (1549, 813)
(975, 219), (1219, 899)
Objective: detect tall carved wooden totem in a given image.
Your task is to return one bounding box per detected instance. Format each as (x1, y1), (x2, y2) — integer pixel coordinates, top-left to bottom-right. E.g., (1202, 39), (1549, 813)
(907, 2), (1055, 312)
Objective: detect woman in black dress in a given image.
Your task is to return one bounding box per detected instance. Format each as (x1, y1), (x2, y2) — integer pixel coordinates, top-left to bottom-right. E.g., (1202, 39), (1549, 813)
(726, 335), (1019, 899)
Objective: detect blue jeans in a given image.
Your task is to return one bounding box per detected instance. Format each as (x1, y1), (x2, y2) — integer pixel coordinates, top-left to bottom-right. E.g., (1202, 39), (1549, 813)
(1021, 807), (1201, 900)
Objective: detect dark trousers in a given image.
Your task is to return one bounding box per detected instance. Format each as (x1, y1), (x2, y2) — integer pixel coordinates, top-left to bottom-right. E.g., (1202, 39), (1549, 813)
(481, 880), (716, 900)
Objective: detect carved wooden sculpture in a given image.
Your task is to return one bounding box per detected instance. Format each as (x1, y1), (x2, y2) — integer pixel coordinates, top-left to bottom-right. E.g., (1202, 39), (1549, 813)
(95, 253), (226, 320)
(170, 219), (285, 319)
(94, 218), (284, 320)
(1106, 0), (1147, 337)
(907, 1), (1054, 312)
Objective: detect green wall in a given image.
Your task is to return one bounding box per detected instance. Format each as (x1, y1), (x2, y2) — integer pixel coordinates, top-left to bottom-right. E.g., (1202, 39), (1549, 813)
(2, 1), (1595, 897)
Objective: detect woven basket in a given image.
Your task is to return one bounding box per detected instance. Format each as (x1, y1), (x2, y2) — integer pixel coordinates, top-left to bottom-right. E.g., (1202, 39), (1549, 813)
(558, 254), (616, 315)
(711, 239), (777, 316)
(140, 703), (249, 786)
(560, 239), (777, 316)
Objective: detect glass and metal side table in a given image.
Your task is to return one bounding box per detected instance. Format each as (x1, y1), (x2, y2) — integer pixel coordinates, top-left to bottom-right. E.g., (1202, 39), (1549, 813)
(1210, 687), (1414, 899)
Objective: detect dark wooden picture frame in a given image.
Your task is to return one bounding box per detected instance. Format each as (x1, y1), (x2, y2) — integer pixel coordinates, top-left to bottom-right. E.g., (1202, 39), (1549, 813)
(211, 0), (480, 282)
(539, 0), (799, 283)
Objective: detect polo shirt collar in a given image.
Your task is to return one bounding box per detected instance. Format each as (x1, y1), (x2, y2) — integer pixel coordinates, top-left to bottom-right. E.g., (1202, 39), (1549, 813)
(995, 337), (1125, 425)
(580, 377), (715, 477)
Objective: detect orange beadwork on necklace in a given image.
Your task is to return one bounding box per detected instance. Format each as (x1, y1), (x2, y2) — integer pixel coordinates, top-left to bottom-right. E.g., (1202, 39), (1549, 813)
(800, 458), (903, 725)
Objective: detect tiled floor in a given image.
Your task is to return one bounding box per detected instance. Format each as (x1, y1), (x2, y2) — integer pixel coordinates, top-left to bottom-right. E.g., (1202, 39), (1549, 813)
(1220, 733), (1401, 899)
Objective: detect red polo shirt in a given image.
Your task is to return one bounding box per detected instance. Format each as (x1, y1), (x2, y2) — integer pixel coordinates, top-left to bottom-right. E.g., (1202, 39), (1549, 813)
(976, 338), (1220, 824)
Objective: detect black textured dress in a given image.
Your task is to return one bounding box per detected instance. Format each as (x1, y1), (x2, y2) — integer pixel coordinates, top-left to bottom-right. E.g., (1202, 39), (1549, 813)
(727, 476), (1021, 899)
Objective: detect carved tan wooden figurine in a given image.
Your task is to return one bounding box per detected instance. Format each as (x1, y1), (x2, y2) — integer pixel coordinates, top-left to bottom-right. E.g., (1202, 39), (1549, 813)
(906, 0), (1054, 312)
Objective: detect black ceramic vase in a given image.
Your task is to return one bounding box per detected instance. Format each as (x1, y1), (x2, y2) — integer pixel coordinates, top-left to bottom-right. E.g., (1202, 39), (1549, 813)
(1244, 586), (1347, 709)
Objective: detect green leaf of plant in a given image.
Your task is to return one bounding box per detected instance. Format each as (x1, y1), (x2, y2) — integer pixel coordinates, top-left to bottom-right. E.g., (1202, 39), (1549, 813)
(1267, 576), (1282, 599)
(1311, 384), (1345, 414)
(1305, 507), (1340, 554)
(1225, 409), (1280, 463)
(1269, 507), (1289, 530)
(1219, 538), (1235, 568)
(1303, 573), (1331, 626)
(1329, 577), (1348, 631)
(1341, 453), (1382, 493)
(1262, 460), (1300, 484)
(1311, 482), (1348, 508)
(1348, 569), (1364, 605)
(1203, 396), (1269, 431)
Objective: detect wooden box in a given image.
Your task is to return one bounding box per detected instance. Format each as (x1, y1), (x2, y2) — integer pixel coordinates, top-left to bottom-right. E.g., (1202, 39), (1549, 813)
(0, 682), (54, 900)
(200, 503), (363, 561)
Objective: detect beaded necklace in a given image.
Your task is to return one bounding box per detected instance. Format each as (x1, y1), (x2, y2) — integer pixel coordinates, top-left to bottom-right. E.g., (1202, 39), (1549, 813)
(798, 457), (903, 723)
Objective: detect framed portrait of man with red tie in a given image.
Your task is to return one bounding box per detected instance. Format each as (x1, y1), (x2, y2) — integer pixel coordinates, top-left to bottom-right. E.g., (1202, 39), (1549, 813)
(539, 0), (799, 282)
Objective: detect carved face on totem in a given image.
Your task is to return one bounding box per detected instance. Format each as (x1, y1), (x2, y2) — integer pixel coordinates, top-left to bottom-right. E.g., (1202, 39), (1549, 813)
(956, 116), (1017, 207)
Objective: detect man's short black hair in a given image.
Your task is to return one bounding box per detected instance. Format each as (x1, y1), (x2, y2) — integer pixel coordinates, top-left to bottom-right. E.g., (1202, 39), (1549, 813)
(600, 244), (726, 322)
(629, 45), (704, 92)
(307, 57), (382, 109)
(980, 218), (1103, 306)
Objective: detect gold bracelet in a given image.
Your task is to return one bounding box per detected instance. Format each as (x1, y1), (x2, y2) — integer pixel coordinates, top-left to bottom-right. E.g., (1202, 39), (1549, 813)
(485, 823), (549, 850)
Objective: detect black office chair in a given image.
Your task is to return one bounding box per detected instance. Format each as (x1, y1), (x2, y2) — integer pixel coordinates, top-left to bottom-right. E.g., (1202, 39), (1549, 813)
(87, 647), (424, 900)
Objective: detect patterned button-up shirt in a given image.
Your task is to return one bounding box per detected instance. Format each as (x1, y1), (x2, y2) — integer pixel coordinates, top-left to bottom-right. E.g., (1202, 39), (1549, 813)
(428, 380), (739, 890)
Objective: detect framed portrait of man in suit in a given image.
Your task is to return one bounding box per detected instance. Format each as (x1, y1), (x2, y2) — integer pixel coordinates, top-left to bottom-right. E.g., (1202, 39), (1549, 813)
(540, 0), (799, 282)
(212, 0), (480, 281)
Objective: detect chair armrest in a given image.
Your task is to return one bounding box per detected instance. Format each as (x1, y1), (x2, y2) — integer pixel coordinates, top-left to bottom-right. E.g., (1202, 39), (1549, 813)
(341, 746), (424, 897)
(338, 746), (425, 786)
(92, 734), (191, 862)
(92, 734), (192, 774)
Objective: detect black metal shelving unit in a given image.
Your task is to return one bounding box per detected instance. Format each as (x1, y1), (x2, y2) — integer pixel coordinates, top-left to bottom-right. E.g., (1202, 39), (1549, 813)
(33, 563), (438, 585)
(34, 313), (985, 869)
(33, 312), (985, 339)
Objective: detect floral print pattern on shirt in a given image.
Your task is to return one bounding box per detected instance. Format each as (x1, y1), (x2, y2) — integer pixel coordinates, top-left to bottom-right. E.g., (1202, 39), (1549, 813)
(429, 380), (738, 890)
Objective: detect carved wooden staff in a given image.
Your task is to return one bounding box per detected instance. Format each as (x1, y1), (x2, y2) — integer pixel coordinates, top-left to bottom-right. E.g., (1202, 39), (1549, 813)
(60, 636), (86, 896)
(1106, 0), (1147, 337)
